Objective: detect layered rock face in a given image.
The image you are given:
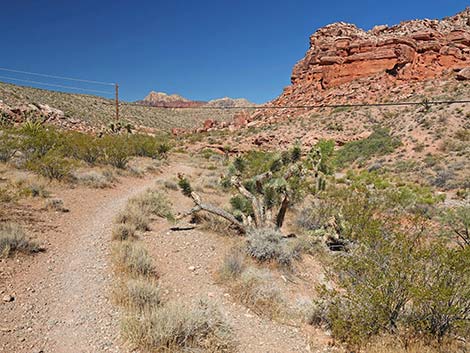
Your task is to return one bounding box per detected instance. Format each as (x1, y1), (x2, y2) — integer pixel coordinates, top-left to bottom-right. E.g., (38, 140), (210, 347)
(275, 8), (470, 105)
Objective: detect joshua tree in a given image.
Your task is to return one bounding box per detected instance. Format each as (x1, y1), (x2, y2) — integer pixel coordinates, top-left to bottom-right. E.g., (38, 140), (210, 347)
(178, 144), (327, 234)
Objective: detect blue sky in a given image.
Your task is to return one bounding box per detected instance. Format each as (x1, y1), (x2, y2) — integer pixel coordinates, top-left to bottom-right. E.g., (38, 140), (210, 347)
(1, 1), (468, 103)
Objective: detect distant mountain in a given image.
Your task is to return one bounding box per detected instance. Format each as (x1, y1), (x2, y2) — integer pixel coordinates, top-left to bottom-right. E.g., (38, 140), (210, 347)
(138, 91), (256, 108)
(206, 97), (254, 108)
(137, 91), (205, 108)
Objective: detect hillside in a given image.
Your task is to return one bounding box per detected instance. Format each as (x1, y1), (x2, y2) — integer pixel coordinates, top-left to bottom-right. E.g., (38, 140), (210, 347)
(0, 82), (245, 132)
(185, 9), (470, 193)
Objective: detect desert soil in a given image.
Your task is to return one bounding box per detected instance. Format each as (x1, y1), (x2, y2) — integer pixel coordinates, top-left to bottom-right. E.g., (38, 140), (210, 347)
(0, 155), (320, 353)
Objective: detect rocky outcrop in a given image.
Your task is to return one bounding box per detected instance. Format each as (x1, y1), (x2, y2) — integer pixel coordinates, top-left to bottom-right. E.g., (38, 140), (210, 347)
(274, 8), (470, 106)
(0, 101), (96, 133)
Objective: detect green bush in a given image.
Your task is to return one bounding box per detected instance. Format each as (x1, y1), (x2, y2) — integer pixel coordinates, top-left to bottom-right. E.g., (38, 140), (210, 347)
(20, 123), (62, 159)
(26, 150), (74, 181)
(129, 134), (161, 158)
(100, 135), (133, 169)
(335, 127), (401, 168)
(0, 130), (19, 162)
(63, 131), (102, 164)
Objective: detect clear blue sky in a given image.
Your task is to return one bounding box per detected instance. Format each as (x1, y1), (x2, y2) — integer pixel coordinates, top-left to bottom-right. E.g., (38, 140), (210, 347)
(1, 1), (468, 103)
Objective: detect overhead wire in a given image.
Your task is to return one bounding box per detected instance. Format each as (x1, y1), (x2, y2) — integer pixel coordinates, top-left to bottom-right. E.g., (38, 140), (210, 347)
(0, 75), (114, 95)
(0, 67), (114, 86)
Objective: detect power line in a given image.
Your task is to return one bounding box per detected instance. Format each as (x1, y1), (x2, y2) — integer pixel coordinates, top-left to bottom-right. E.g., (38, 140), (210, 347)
(0, 67), (114, 86)
(0, 76), (114, 95)
(124, 99), (470, 110)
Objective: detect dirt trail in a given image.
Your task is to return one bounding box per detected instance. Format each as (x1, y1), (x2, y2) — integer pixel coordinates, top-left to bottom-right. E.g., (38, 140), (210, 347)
(1, 155), (315, 352)
(1, 172), (159, 352)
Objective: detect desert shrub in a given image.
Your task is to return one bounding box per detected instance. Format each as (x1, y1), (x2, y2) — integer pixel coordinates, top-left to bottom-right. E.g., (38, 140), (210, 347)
(163, 180), (178, 190)
(318, 208), (470, 348)
(246, 228), (298, 266)
(0, 130), (19, 162)
(335, 127), (401, 168)
(440, 205), (469, 248)
(63, 131), (102, 164)
(0, 223), (41, 257)
(129, 134), (160, 158)
(19, 123), (63, 159)
(116, 205), (151, 231)
(112, 223), (138, 241)
(323, 231), (423, 347)
(156, 142), (171, 157)
(112, 241), (153, 277)
(18, 182), (49, 198)
(72, 170), (115, 188)
(219, 247), (245, 279)
(0, 187), (15, 203)
(122, 299), (234, 352)
(26, 150), (74, 181)
(409, 245), (470, 341)
(115, 278), (161, 312)
(128, 189), (173, 221)
(100, 135), (133, 169)
(45, 198), (69, 212)
(233, 267), (284, 318)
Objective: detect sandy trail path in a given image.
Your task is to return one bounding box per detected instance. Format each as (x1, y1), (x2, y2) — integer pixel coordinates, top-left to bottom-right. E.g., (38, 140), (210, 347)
(1, 155), (314, 352)
(0, 171), (160, 353)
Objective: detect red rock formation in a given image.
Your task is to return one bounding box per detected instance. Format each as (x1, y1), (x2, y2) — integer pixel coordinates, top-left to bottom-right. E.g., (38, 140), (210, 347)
(137, 91), (206, 108)
(273, 8), (470, 107)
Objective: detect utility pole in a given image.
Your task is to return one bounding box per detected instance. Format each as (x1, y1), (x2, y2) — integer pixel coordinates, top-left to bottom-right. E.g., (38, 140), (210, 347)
(115, 83), (119, 121)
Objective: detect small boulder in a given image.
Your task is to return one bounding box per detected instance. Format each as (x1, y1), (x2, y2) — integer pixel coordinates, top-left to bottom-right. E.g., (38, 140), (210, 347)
(456, 67), (470, 80)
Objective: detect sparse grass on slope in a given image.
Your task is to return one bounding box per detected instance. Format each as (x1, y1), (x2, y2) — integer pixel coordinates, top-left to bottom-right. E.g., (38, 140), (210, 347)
(0, 82), (241, 130)
(111, 187), (235, 352)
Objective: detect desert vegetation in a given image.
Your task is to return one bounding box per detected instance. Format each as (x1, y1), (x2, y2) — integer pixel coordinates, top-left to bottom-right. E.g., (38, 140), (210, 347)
(0, 222), (41, 257)
(110, 187), (235, 352)
(0, 121), (171, 183)
(173, 141), (469, 352)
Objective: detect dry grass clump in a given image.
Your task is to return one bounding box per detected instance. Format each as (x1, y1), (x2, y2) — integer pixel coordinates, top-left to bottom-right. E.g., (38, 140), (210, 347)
(115, 205), (151, 231)
(45, 198), (69, 212)
(111, 188), (234, 353)
(112, 223), (138, 241)
(72, 169), (116, 188)
(112, 241), (154, 277)
(246, 228), (299, 266)
(114, 278), (161, 312)
(115, 189), (173, 231)
(121, 299), (234, 353)
(0, 223), (41, 257)
(13, 178), (50, 198)
(219, 247), (246, 280)
(232, 267), (284, 319)
(163, 180), (178, 190)
(128, 189), (174, 220)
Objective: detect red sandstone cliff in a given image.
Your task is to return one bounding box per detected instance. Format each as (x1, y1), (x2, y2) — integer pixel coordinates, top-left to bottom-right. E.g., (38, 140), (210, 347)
(272, 8), (470, 107)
